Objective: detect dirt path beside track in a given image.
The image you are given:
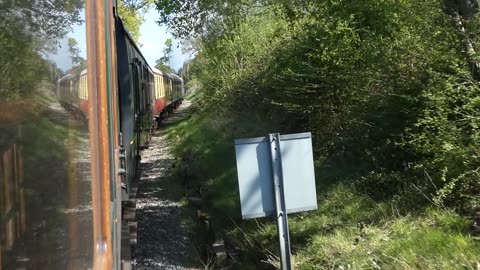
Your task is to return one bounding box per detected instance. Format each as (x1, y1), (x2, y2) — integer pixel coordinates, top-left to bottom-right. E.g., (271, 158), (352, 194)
(132, 101), (200, 270)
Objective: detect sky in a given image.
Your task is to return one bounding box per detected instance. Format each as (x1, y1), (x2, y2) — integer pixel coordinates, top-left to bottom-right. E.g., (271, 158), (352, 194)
(47, 7), (190, 73)
(139, 8), (191, 71)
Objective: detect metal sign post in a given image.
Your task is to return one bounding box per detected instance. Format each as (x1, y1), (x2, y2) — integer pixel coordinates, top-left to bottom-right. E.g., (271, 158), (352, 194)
(269, 133), (292, 270)
(235, 132), (317, 270)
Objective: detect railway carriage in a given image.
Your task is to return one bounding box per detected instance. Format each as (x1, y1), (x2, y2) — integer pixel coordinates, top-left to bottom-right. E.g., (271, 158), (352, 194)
(58, 70), (89, 119)
(115, 17), (155, 199)
(152, 69), (185, 125)
(152, 68), (168, 118)
(57, 19), (185, 203)
(1, 0), (184, 269)
(58, 74), (79, 112)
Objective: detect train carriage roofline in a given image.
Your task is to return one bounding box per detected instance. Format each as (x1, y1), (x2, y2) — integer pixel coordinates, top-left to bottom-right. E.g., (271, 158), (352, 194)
(169, 73), (182, 80)
(57, 73), (77, 83)
(151, 67), (163, 76)
(116, 17), (152, 73)
(57, 69), (87, 85)
(151, 68), (184, 83)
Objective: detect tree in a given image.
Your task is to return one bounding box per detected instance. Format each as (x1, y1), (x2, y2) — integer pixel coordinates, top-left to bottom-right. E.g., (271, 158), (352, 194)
(154, 0), (248, 39)
(0, 0), (83, 38)
(67, 38), (87, 74)
(122, 0), (155, 10)
(117, 0), (154, 43)
(444, 0), (480, 80)
(155, 38), (174, 73)
(177, 0), (480, 209)
(0, 0), (83, 100)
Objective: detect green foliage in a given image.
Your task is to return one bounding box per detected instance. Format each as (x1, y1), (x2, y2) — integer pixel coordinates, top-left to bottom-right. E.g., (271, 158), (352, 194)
(162, 0), (480, 267)
(189, 7), (290, 111)
(0, 26), (46, 100)
(117, 0), (154, 43)
(154, 0), (249, 38)
(0, 0), (83, 41)
(67, 38), (87, 74)
(166, 99), (480, 268)
(295, 210), (479, 269)
(155, 38), (174, 72)
(122, 0), (155, 10)
(0, 1), (82, 100)
(183, 0), (480, 210)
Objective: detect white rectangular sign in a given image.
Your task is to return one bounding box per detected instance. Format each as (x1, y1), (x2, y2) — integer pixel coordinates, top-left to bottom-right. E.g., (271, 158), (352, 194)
(234, 132), (317, 219)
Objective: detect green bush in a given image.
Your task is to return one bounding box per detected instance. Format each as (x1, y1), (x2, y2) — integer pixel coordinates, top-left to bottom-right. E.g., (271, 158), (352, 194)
(169, 0), (480, 267)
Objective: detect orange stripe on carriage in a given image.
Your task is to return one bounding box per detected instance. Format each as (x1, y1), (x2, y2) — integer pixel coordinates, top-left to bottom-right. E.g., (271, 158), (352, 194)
(79, 98), (89, 119)
(155, 97), (166, 115)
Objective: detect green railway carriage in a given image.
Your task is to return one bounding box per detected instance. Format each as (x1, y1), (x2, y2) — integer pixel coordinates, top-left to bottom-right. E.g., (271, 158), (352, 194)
(115, 17), (154, 201)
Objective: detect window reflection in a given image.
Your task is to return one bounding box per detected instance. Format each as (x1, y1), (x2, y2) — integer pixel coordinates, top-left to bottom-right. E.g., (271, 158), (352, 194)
(0, 1), (94, 269)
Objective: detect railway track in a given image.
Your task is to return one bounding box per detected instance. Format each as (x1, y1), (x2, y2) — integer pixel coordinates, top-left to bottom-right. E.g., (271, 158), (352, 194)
(131, 101), (200, 270)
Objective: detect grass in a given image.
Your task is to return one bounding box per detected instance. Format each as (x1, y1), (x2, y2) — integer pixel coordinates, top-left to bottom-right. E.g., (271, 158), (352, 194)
(289, 197), (479, 269)
(164, 91), (480, 269)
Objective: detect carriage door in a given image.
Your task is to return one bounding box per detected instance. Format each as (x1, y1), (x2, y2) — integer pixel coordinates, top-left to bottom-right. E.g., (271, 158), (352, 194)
(131, 59), (141, 161)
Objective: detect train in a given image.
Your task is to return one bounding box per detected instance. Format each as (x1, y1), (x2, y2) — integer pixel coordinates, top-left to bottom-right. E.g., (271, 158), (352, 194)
(1, 1), (184, 269)
(57, 19), (185, 201)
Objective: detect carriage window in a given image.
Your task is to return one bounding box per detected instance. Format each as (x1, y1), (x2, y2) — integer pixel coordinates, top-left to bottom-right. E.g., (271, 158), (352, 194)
(0, 1), (95, 269)
(161, 76), (164, 96)
(160, 76), (163, 97)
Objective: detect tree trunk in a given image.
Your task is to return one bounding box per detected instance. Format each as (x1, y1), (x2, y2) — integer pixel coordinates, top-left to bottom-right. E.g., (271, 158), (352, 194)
(444, 0), (480, 80)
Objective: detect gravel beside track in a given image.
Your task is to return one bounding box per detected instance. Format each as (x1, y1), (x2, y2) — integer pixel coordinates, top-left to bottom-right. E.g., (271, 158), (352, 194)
(133, 101), (200, 270)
